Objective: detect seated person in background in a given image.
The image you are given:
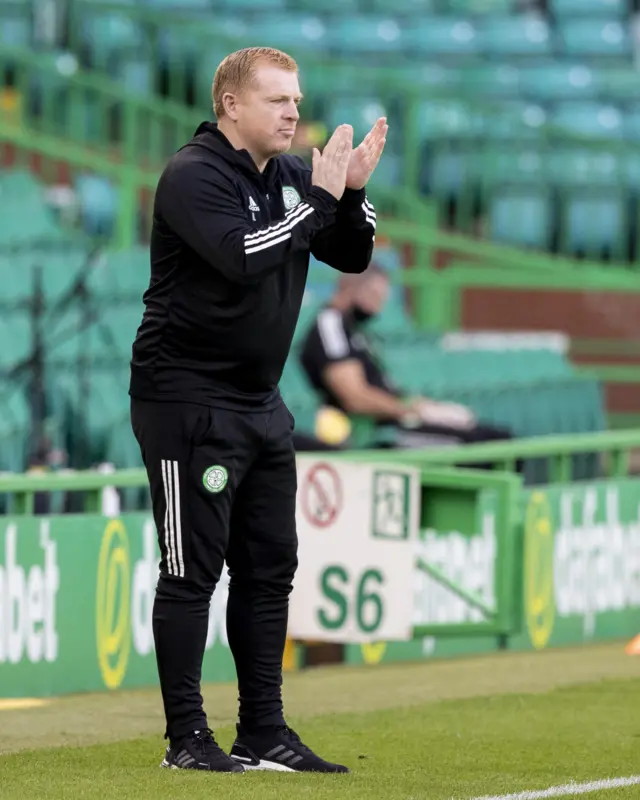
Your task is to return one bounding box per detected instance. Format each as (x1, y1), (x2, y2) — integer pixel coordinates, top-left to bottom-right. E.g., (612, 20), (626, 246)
(298, 264), (513, 450)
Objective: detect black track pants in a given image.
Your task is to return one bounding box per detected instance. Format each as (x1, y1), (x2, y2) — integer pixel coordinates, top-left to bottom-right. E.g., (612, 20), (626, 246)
(130, 398), (298, 743)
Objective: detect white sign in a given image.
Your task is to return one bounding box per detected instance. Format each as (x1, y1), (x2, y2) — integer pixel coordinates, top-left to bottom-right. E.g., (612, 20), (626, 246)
(289, 458), (420, 643)
(0, 521), (59, 665)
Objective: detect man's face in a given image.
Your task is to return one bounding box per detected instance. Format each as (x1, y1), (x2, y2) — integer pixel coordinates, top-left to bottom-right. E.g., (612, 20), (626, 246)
(353, 274), (390, 318)
(233, 64), (301, 160)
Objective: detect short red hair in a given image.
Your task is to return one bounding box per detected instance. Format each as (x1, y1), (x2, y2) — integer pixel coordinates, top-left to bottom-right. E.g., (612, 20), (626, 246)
(212, 47), (298, 118)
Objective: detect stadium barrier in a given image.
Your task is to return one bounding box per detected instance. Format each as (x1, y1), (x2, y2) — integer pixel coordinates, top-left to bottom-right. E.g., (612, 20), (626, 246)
(1, 430), (639, 698)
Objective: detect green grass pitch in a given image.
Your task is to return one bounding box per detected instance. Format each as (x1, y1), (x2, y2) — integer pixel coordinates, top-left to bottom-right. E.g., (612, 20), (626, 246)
(1, 642), (639, 800)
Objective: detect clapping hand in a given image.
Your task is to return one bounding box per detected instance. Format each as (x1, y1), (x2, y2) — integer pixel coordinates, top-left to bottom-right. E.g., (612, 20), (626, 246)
(345, 117), (388, 191)
(311, 124), (353, 201)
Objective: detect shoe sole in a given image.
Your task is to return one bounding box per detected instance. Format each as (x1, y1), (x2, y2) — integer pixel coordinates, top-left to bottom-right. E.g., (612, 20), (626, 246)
(160, 758), (244, 773)
(231, 757), (348, 774)
(231, 757), (296, 773)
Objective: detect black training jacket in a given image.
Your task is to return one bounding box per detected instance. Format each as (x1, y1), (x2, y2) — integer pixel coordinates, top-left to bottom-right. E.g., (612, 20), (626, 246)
(129, 122), (376, 410)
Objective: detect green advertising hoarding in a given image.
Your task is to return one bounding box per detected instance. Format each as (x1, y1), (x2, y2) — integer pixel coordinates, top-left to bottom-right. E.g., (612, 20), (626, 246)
(347, 478), (640, 666)
(519, 478), (640, 651)
(0, 514), (235, 698)
(2, 476), (639, 696)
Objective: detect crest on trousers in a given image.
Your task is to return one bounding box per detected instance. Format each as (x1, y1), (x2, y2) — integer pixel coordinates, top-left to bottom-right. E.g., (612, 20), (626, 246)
(283, 185), (301, 211)
(203, 466), (228, 493)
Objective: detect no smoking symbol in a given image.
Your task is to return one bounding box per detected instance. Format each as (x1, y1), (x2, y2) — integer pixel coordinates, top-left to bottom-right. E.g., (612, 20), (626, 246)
(302, 463), (343, 528)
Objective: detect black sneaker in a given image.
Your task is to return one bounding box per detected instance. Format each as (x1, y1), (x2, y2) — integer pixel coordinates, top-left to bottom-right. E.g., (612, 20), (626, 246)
(161, 728), (245, 772)
(230, 723), (350, 773)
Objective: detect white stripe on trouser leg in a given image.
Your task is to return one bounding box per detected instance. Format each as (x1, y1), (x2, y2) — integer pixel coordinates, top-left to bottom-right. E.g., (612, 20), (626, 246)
(171, 460), (184, 577)
(161, 459), (177, 576)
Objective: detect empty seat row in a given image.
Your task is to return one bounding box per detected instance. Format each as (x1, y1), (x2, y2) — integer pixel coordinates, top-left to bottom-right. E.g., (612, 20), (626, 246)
(67, 13), (636, 63)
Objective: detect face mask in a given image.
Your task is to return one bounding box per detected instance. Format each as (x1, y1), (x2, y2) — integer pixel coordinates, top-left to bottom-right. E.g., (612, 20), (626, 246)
(353, 305), (376, 324)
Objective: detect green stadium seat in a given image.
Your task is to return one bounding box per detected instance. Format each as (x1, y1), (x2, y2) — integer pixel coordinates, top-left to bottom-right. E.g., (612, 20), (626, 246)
(488, 189), (553, 249)
(479, 15), (552, 58)
(561, 193), (628, 256)
(404, 18), (479, 57)
(551, 102), (623, 139)
(75, 175), (119, 237)
(39, 254), (81, 305)
(615, 151), (640, 190)
(293, 0), (359, 9)
(0, 170), (68, 245)
(159, 19), (217, 63)
(448, 0), (512, 11)
(546, 147), (623, 187)
(214, 0), (286, 7)
(87, 246), (150, 301)
(91, 305), (143, 362)
(623, 106), (640, 142)
(0, 252), (31, 305)
(396, 63), (461, 92)
(80, 11), (147, 68)
(423, 149), (476, 197)
(71, 367), (132, 463)
(241, 14), (328, 54)
(557, 19), (632, 58)
(302, 64), (369, 95)
(88, 246), (150, 308)
(0, 313), (31, 371)
(0, 246), (93, 307)
(46, 306), (100, 368)
(145, 0), (212, 8)
(115, 59), (154, 96)
(0, 388), (30, 473)
(457, 64), (521, 98)
(414, 99), (482, 141)
(0, 208), (65, 247)
(331, 17), (405, 55)
(600, 65), (640, 102)
(482, 102), (548, 140)
(0, 169), (43, 199)
(325, 97), (394, 148)
(480, 147), (547, 184)
(550, 0), (627, 17)
(371, 0), (436, 10)
(0, 0), (31, 47)
(367, 152), (402, 190)
(519, 62), (600, 101)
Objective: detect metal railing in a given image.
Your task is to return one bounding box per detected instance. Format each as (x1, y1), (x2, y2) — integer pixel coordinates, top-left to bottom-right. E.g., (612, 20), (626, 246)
(342, 428), (640, 481)
(1, 428), (638, 515)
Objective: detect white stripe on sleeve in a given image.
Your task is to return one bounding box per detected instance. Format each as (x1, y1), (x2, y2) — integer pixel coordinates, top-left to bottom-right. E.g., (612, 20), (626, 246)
(244, 203), (313, 246)
(317, 309), (351, 359)
(245, 205), (315, 254)
(362, 202), (377, 229)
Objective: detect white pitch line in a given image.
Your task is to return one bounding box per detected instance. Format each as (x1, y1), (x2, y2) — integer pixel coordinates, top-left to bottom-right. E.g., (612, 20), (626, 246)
(468, 775), (640, 800)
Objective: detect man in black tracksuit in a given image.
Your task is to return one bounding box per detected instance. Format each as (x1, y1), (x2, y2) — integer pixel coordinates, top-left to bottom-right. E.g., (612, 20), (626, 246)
(129, 47), (386, 774)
